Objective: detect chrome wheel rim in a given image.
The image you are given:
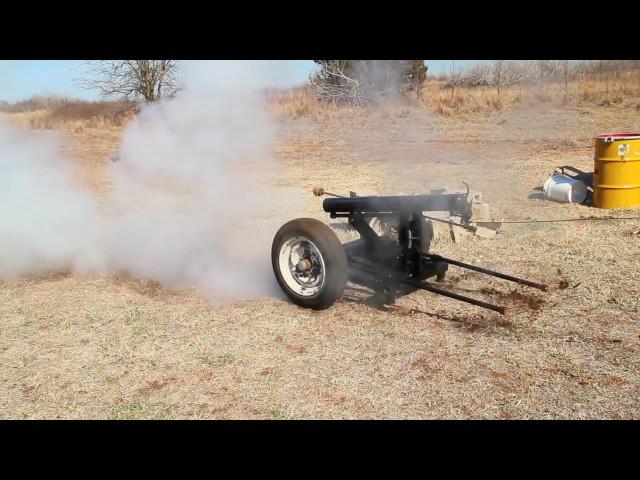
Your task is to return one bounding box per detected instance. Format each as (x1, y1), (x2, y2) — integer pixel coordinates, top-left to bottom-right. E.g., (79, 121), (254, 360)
(278, 236), (325, 297)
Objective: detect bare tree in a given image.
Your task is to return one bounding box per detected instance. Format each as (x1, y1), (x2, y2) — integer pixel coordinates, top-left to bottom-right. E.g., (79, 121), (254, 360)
(444, 61), (536, 90)
(408, 60), (428, 100)
(562, 60), (570, 101)
(79, 61), (180, 102)
(310, 61), (366, 105)
(450, 60), (458, 99)
(536, 60), (560, 95)
(493, 60), (504, 95)
(311, 60), (425, 105)
(600, 60), (609, 97)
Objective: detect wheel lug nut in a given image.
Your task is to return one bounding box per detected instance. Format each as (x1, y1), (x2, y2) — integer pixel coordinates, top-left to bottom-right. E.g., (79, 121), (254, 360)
(296, 258), (312, 272)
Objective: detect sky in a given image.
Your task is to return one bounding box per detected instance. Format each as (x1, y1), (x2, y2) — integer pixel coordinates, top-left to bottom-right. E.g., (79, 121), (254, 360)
(0, 60), (490, 103)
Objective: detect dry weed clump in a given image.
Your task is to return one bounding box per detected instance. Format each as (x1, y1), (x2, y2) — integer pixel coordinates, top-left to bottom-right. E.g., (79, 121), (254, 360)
(426, 84), (510, 116)
(266, 86), (319, 118)
(266, 85), (363, 121)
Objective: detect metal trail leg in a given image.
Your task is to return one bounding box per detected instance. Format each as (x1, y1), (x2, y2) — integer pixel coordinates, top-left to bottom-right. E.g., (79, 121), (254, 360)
(349, 259), (507, 315)
(412, 281), (506, 315)
(426, 254), (548, 291)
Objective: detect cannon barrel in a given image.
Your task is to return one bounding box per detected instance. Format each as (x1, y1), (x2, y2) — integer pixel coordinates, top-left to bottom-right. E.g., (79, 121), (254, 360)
(323, 194), (467, 214)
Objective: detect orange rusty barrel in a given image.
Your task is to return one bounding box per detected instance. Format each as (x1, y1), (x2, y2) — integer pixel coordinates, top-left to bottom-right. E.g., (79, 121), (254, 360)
(593, 132), (640, 209)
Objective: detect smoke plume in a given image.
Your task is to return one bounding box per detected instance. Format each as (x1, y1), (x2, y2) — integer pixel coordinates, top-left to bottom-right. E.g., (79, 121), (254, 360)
(0, 61), (301, 300)
(0, 125), (103, 278)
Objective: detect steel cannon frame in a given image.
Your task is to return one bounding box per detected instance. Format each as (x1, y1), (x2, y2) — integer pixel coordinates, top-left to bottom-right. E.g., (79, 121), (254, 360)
(271, 189), (547, 313)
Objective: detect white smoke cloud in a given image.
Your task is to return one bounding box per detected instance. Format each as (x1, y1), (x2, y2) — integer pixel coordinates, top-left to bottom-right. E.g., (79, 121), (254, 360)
(0, 126), (104, 278)
(0, 60), (302, 300)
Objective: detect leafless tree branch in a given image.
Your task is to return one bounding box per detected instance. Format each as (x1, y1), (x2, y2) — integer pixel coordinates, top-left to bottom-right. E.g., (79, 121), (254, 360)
(77, 60), (180, 103)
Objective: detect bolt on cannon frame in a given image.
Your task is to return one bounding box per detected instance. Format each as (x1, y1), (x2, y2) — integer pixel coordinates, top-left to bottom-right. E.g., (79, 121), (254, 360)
(271, 188), (547, 313)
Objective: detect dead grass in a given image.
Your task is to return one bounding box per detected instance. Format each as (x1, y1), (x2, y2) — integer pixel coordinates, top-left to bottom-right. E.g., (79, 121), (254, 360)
(266, 85), (363, 122)
(424, 72), (640, 117)
(426, 85), (509, 116)
(270, 70), (640, 120)
(1, 96), (639, 419)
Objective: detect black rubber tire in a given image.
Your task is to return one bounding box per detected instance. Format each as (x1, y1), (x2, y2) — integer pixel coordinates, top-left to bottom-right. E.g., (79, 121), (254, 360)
(272, 218), (348, 310)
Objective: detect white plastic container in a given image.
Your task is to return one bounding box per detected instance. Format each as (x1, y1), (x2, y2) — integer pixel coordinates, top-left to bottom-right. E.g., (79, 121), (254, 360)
(543, 174), (587, 204)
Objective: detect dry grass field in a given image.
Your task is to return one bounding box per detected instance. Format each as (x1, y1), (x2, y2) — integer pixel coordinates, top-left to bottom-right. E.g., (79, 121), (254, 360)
(1, 88), (639, 419)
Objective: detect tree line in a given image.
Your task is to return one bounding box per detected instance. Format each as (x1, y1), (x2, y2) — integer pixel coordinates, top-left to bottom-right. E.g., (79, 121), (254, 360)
(4, 60), (640, 108)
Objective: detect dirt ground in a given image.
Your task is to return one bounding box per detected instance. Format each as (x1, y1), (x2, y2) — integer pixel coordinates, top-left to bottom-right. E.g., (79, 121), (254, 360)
(1, 102), (639, 419)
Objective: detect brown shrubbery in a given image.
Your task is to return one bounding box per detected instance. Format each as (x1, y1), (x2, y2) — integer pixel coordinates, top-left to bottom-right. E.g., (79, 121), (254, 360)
(47, 99), (136, 125)
(266, 85), (361, 121)
(426, 70), (640, 116)
(0, 96), (137, 130)
(272, 61), (640, 119)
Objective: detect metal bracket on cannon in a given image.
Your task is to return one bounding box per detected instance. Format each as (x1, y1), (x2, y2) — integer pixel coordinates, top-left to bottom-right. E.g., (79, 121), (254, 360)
(322, 190), (546, 314)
